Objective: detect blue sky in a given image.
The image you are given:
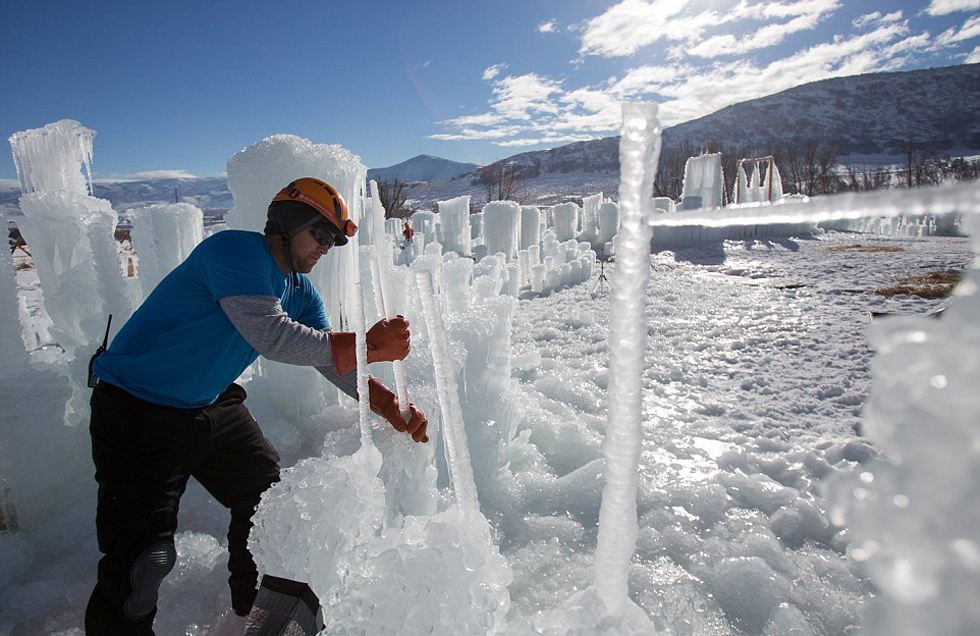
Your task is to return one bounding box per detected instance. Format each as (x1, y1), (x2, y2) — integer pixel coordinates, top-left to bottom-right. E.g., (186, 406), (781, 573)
(1, 0), (978, 180)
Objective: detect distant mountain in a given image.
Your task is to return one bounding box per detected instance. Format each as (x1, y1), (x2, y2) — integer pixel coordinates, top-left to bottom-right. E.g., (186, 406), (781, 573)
(392, 63), (980, 209)
(4, 64), (976, 220)
(453, 63), (980, 200)
(663, 63), (980, 158)
(1, 176), (231, 225)
(367, 154), (480, 184)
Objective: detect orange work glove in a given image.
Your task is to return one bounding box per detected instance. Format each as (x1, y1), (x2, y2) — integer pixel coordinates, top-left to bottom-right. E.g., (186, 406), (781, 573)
(366, 316), (411, 363)
(368, 377), (428, 443)
(328, 317), (412, 376)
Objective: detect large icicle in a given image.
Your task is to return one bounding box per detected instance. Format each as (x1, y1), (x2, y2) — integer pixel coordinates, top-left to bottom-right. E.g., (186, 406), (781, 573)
(352, 281), (375, 453)
(415, 270), (479, 514)
(368, 181), (411, 421)
(594, 102), (661, 616)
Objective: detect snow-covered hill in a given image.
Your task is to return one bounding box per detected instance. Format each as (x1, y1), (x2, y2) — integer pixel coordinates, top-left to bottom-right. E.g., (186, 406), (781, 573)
(367, 154), (479, 184)
(666, 62), (980, 158)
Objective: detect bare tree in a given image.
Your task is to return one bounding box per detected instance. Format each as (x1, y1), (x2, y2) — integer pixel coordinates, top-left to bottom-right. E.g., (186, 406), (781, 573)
(898, 140), (947, 188)
(771, 140), (842, 196)
(477, 160), (526, 207)
(376, 179), (414, 219)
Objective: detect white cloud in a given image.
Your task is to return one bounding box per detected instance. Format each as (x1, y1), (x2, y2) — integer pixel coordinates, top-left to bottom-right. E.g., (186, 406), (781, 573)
(490, 74), (564, 119)
(497, 134), (597, 147)
(482, 63), (508, 81)
(582, 0), (843, 60)
(925, 0), (980, 16)
(853, 10), (903, 28)
(538, 20), (557, 33)
(432, 0), (960, 150)
(935, 14), (980, 45)
(105, 170), (198, 181)
(966, 44), (980, 61)
(579, 0), (721, 57)
(686, 2), (839, 58)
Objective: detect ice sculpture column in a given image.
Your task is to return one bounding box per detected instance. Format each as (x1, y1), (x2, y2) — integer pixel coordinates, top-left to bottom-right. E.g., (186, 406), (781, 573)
(8, 120), (133, 360)
(129, 202), (204, 298)
(8, 119), (133, 424)
(594, 102), (661, 618)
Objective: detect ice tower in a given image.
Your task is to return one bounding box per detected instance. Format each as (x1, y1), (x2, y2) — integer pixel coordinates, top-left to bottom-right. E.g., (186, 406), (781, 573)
(225, 134), (366, 419)
(8, 120), (132, 360)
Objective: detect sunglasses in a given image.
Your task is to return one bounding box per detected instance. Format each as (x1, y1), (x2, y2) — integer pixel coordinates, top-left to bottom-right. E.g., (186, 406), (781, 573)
(310, 224), (339, 247)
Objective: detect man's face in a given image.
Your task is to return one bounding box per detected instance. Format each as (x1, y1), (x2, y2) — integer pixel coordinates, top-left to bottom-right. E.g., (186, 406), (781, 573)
(290, 226), (332, 273)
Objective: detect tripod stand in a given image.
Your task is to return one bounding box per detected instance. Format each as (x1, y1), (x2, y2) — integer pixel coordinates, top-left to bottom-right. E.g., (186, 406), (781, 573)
(591, 259), (611, 296)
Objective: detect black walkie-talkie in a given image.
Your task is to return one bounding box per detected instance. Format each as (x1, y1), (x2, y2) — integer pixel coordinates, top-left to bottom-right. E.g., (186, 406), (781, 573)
(87, 314), (113, 388)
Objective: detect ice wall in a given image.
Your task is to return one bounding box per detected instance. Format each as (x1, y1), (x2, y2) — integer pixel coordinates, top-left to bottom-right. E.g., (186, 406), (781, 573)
(437, 196), (471, 256)
(224, 134), (366, 417)
(129, 203), (204, 298)
(680, 152), (723, 210)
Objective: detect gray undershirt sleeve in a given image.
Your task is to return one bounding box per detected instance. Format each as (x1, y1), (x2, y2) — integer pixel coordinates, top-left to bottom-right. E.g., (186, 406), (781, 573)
(218, 295), (358, 399)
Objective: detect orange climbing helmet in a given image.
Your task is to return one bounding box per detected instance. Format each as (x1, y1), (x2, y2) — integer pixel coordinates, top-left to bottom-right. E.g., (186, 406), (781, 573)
(270, 177), (357, 245)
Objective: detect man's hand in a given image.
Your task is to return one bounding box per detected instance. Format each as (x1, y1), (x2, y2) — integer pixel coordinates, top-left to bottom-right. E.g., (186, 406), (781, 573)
(366, 316), (411, 364)
(368, 377), (428, 443)
(329, 316), (411, 375)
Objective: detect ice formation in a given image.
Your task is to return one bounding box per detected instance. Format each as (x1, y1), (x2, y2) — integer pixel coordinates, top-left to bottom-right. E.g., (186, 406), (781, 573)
(483, 200), (521, 262)
(520, 205), (540, 250)
(551, 202), (579, 241)
(8, 119), (94, 196)
(416, 271), (479, 512)
(592, 102), (660, 623)
(129, 202), (204, 298)
(9, 121), (132, 360)
(437, 195), (471, 256)
(580, 193), (603, 245)
(828, 214), (980, 635)
(733, 158), (783, 204)
(680, 152), (723, 210)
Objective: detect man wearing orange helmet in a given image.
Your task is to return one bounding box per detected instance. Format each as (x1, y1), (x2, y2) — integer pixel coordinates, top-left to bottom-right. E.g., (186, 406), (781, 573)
(85, 177), (427, 635)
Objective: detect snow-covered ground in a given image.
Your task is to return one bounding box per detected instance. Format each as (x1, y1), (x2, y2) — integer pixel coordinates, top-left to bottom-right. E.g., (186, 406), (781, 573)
(1, 226), (974, 635)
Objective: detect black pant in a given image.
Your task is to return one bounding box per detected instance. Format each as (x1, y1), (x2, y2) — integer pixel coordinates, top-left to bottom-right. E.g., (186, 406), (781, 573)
(85, 382), (280, 635)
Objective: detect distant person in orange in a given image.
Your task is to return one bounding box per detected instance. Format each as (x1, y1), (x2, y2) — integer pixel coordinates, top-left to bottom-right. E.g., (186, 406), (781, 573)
(403, 221), (414, 243)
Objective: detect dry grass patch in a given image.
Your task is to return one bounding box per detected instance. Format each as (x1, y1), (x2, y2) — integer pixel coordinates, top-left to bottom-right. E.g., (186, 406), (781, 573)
(826, 244), (906, 253)
(873, 270), (963, 299)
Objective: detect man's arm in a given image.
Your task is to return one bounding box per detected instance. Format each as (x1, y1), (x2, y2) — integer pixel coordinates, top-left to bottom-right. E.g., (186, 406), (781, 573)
(219, 295), (358, 396)
(219, 295), (427, 442)
(219, 295), (336, 366)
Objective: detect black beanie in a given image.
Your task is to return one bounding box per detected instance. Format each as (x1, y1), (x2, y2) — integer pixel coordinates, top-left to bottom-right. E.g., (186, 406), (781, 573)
(265, 200), (322, 236)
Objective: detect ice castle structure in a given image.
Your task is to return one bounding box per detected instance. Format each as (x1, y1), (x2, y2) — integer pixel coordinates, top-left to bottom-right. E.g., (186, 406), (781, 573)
(680, 152), (723, 210)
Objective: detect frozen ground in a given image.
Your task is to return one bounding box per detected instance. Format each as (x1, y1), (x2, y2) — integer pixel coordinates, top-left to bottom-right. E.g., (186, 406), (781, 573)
(1, 229), (975, 635)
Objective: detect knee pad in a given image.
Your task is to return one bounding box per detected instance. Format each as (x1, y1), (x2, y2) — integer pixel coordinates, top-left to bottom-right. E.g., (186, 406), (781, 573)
(124, 540), (176, 620)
